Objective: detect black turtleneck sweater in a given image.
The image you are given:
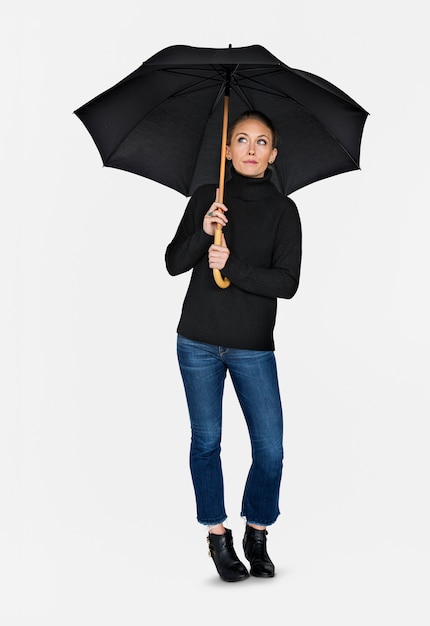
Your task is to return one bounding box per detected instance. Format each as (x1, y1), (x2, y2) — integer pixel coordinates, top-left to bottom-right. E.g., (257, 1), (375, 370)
(165, 169), (302, 351)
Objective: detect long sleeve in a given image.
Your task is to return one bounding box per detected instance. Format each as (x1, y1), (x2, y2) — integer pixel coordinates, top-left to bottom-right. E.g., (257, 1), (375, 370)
(165, 187), (214, 276)
(223, 201), (301, 299)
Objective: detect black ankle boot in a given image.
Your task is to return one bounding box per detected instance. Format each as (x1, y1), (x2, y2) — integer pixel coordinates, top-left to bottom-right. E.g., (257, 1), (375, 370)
(243, 525), (275, 577)
(207, 529), (249, 582)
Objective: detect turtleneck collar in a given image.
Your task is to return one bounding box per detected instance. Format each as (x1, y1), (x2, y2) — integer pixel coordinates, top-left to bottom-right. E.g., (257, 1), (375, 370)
(225, 167), (278, 202)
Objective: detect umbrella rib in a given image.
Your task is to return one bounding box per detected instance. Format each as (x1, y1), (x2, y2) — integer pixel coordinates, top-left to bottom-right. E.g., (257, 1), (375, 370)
(106, 65), (362, 171)
(231, 73), (362, 166)
(159, 65), (283, 99)
(158, 65), (346, 110)
(159, 67), (296, 106)
(156, 67), (290, 114)
(103, 72), (226, 164)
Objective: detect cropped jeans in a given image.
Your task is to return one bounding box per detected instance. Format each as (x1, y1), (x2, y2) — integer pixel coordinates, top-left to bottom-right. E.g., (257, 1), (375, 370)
(177, 334), (284, 527)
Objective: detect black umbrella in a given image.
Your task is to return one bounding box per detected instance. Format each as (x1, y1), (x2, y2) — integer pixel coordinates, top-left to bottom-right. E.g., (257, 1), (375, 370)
(74, 44), (368, 288)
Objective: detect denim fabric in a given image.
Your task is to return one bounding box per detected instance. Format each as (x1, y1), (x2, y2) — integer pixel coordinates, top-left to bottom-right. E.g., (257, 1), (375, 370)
(177, 334), (284, 527)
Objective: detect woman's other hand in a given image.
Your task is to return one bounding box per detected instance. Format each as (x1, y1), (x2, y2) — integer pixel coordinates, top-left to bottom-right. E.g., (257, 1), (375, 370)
(208, 234), (230, 270)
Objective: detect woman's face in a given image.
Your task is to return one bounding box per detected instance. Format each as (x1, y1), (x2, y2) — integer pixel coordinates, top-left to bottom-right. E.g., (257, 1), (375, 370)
(226, 118), (278, 178)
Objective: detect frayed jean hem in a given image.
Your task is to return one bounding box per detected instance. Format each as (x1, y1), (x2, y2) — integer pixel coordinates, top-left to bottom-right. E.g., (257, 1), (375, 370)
(198, 516), (228, 527)
(241, 514), (279, 527)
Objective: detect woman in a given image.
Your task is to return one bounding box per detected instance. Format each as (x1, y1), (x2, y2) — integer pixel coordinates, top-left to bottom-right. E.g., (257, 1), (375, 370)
(165, 111), (302, 582)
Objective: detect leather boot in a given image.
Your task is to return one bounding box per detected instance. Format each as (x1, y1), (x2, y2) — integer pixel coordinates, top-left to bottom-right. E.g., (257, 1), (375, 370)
(243, 525), (275, 577)
(207, 529), (249, 582)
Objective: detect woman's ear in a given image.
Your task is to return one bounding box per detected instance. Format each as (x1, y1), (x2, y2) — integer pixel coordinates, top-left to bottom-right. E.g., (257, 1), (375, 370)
(225, 146), (232, 160)
(269, 147), (278, 164)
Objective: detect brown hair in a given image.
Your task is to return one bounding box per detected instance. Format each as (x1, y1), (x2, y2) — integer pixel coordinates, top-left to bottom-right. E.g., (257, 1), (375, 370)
(227, 110), (278, 148)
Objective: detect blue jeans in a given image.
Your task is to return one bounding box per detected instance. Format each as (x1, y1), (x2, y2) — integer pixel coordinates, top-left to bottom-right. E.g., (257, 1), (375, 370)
(177, 334), (284, 527)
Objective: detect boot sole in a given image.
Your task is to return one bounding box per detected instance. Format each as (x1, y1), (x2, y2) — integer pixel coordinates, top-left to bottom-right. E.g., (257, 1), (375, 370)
(250, 569), (275, 578)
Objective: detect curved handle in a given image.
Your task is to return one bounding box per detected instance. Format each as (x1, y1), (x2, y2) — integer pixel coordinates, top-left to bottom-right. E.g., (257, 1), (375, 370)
(213, 227), (231, 289)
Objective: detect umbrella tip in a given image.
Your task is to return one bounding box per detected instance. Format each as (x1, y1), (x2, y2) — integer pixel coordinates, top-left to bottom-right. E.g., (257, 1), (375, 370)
(229, 43), (232, 48)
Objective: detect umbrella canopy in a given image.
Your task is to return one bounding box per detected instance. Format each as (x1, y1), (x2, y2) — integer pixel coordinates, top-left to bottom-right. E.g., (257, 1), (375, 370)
(74, 44), (368, 198)
(74, 44), (368, 288)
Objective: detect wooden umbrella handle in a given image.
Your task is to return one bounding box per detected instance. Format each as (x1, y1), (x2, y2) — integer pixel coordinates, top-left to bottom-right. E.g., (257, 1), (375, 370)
(213, 228), (230, 288)
(213, 94), (231, 289)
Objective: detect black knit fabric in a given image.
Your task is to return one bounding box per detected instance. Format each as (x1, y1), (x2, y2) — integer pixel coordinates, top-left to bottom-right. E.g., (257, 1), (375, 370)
(165, 168), (302, 351)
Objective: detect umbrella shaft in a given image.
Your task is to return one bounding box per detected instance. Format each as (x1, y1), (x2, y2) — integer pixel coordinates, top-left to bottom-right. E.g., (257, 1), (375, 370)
(218, 94), (229, 205)
(212, 93), (231, 288)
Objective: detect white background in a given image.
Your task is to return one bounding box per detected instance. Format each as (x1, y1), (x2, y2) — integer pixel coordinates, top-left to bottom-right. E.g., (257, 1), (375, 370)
(2, 1), (429, 624)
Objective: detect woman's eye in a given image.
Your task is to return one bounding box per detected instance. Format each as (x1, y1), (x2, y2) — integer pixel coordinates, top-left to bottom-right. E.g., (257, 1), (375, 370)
(238, 137), (247, 143)
(257, 139), (267, 145)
